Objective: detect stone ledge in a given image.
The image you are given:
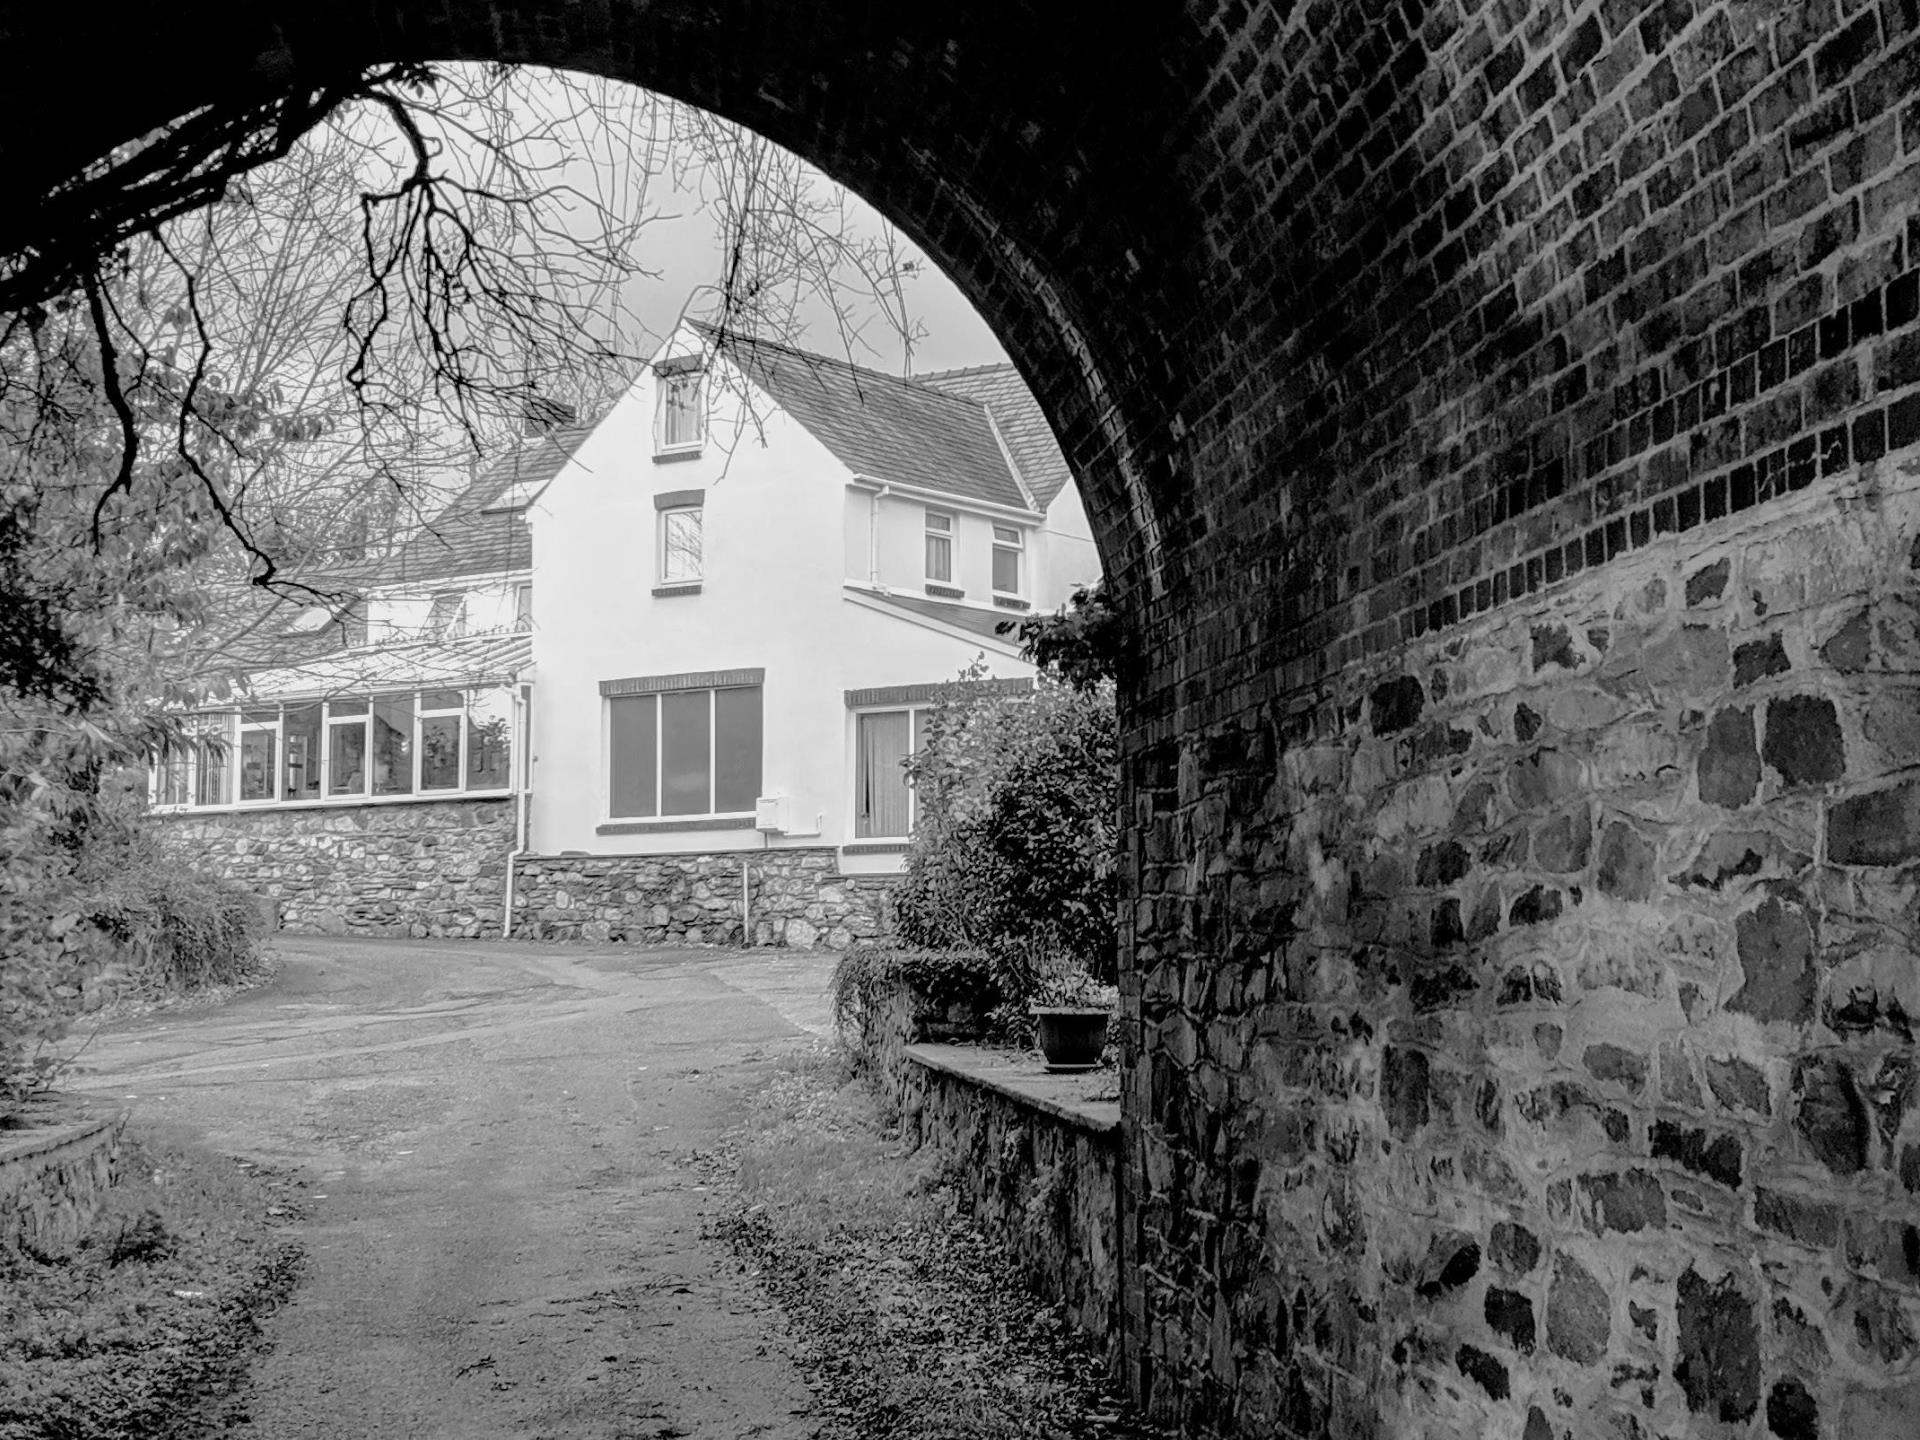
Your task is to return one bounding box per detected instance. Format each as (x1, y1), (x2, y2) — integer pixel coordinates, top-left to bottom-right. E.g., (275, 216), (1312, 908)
(1, 1109), (125, 1252)
(905, 1043), (1121, 1135)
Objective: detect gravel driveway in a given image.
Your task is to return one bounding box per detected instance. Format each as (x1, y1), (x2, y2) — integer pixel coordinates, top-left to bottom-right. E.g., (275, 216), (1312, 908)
(69, 935), (839, 1439)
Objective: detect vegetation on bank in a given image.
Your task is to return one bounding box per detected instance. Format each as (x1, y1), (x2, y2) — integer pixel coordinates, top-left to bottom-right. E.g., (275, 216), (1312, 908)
(0, 1124), (304, 1440)
(706, 1046), (1167, 1439)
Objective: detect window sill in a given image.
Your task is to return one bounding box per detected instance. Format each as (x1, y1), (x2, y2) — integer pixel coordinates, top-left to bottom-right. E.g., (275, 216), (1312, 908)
(652, 447), (702, 465)
(652, 583), (702, 598)
(597, 815), (757, 835)
(924, 582), (965, 599)
(992, 595), (1031, 611)
(842, 840), (911, 854)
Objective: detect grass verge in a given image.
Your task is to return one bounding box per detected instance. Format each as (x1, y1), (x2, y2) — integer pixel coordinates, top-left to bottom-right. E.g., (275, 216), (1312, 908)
(701, 1043), (1170, 1439)
(0, 1121), (304, 1439)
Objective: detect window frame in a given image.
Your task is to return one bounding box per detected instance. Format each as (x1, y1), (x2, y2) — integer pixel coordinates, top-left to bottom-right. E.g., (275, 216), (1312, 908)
(606, 683), (763, 823)
(991, 524), (1024, 595)
(425, 590), (467, 640)
(152, 688), (515, 812)
(656, 371), (704, 454)
(658, 504), (703, 586)
(852, 705), (921, 840)
(924, 509), (954, 583)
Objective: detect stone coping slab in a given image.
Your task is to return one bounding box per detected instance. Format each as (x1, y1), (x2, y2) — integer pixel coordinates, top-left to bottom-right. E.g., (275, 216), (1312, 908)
(905, 1043), (1122, 1135)
(0, 1114), (120, 1167)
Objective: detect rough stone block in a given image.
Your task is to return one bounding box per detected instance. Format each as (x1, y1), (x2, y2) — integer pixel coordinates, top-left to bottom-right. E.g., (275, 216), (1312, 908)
(1828, 779), (1920, 864)
(1676, 1266), (1761, 1423)
(1546, 1252), (1610, 1363)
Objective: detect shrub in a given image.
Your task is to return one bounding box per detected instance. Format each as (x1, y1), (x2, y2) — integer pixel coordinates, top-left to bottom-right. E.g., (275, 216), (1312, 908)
(80, 862), (263, 991)
(892, 670), (1118, 990)
(828, 945), (1003, 1042)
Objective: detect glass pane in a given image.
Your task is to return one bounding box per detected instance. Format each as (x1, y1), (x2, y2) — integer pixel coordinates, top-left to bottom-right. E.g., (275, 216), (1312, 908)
(662, 509), (701, 582)
(714, 687), (763, 813)
(608, 694), (657, 818)
(283, 704), (322, 801)
(328, 721), (367, 796)
(925, 510), (951, 532)
(660, 690), (712, 815)
(466, 689), (511, 789)
(420, 689), (464, 711)
(993, 525), (1020, 545)
(856, 711), (912, 838)
(420, 714), (462, 790)
(926, 533), (951, 582)
(427, 593), (466, 639)
(240, 728), (276, 801)
(195, 717), (233, 807)
(372, 694), (415, 795)
(993, 544), (1020, 592)
(515, 584), (533, 630)
(662, 376), (702, 446)
(328, 697), (368, 717)
(158, 750), (189, 806)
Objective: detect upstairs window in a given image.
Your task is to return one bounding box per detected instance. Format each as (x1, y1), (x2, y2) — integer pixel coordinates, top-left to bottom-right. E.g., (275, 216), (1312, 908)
(992, 525), (1024, 594)
(657, 371), (703, 452)
(514, 583), (533, 632)
(426, 591), (467, 640)
(924, 510), (954, 583)
(659, 506), (702, 585)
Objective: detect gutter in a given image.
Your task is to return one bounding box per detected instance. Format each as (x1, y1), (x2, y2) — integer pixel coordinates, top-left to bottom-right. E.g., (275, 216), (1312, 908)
(848, 473), (1042, 524)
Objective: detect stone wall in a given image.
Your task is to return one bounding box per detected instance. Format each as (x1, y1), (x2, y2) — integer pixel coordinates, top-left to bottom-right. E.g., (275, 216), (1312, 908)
(1128, 464), (1920, 1439)
(510, 848), (897, 950)
(160, 799), (515, 938)
(0, 1113), (123, 1253)
(901, 1045), (1124, 1361)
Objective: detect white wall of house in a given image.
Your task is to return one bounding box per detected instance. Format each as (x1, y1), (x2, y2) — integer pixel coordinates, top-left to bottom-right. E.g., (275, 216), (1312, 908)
(1035, 483), (1102, 608)
(527, 346), (1032, 861)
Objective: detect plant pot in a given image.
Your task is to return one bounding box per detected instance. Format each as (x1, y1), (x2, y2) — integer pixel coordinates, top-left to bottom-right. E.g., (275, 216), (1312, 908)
(1031, 1006), (1110, 1072)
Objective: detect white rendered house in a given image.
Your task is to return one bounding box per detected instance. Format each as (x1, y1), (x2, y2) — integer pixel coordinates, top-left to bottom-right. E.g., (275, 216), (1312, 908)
(511, 320), (1100, 944)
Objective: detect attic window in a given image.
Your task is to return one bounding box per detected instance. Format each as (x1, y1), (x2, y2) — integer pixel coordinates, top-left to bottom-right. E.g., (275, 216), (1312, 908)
(656, 369), (703, 454)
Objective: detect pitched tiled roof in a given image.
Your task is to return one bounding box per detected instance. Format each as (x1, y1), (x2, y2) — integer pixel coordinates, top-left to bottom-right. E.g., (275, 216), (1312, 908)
(847, 587), (1024, 646)
(919, 363), (1077, 510)
(691, 322), (1034, 512)
(384, 422), (594, 586)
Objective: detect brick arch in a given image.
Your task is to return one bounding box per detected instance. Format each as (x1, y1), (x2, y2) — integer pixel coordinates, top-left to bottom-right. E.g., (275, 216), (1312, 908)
(13, 4), (1920, 1437)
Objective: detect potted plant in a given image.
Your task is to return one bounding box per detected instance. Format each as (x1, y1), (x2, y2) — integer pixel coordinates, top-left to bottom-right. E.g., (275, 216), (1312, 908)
(1027, 959), (1116, 1073)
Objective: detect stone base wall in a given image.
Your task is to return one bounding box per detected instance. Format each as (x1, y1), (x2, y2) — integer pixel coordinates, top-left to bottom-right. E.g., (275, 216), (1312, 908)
(0, 1113), (123, 1253)
(510, 848), (897, 950)
(902, 1046), (1122, 1359)
(160, 799), (515, 938)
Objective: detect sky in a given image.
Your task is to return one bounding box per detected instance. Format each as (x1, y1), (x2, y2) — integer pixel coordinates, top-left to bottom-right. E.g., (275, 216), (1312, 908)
(491, 67), (1011, 380)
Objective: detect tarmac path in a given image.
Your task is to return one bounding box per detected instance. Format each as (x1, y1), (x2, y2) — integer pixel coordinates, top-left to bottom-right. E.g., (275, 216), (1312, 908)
(68, 935), (838, 1439)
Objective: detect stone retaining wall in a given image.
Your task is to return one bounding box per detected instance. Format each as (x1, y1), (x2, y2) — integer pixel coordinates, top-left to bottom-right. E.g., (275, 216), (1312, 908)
(901, 1044), (1123, 1360)
(160, 798), (515, 938)
(0, 1113), (123, 1253)
(510, 848), (897, 950)
(1131, 468), (1920, 1438)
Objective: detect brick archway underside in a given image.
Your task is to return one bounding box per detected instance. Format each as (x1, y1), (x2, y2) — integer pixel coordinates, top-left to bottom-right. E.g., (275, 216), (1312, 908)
(10, 4), (1920, 1437)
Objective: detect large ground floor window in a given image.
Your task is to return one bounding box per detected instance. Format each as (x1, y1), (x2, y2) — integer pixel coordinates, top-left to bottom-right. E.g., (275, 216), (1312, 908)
(608, 683), (762, 819)
(152, 686), (512, 808)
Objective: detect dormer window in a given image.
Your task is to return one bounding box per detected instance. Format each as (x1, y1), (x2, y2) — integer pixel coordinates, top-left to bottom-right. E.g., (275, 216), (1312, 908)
(655, 360), (704, 456)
